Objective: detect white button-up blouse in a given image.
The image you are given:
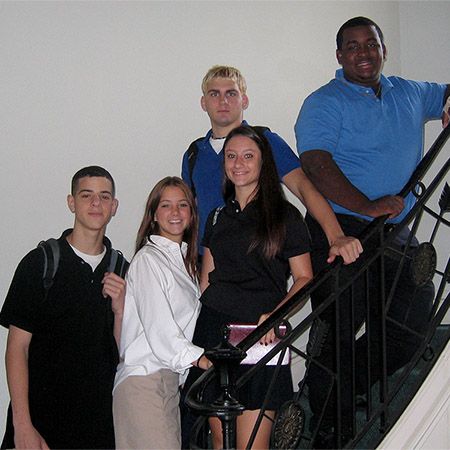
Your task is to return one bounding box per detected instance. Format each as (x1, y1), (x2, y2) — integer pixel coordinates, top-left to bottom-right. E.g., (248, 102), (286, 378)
(114, 235), (203, 390)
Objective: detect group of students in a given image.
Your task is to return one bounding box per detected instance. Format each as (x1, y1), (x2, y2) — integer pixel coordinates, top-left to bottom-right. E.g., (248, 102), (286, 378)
(1, 15), (449, 450)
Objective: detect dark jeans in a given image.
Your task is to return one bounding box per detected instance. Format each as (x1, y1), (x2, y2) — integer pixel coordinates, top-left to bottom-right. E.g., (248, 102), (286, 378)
(305, 214), (434, 438)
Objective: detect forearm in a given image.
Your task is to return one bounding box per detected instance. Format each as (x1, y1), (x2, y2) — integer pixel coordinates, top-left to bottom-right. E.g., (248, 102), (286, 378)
(300, 150), (405, 220)
(113, 313), (123, 347)
(283, 167), (363, 264)
(257, 275), (311, 338)
(300, 152), (371, 214)
(306, 201), (345, 245)
(6, 330), (32, 429)
(5, 327), (50, 449)
(200, 248), (214, 293)
(272, 254), (313, 315)
(286, 168), (346, 245)
(102, 272), (126, 346)
(277, 276), (311, 315)
(284, 168), (346, 244)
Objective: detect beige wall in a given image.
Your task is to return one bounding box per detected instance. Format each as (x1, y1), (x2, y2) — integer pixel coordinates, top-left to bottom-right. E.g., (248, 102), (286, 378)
(0, 0), (448, 432)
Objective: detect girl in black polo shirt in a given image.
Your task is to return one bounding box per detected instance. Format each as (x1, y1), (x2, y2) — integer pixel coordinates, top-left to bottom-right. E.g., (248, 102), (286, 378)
(186, 125), (313, 449)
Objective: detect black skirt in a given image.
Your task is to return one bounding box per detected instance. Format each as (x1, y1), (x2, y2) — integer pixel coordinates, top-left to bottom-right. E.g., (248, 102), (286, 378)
(184, 304), (293, 411)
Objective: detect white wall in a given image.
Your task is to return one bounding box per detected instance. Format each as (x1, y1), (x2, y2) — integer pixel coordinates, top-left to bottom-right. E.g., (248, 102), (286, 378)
(0, 0), (448, 433)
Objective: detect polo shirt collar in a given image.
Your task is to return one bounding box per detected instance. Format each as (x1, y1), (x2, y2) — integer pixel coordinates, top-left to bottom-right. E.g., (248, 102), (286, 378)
(335, 68), (393, 96)
(226, 198), (258, 219)
(58, 229), (112, 273)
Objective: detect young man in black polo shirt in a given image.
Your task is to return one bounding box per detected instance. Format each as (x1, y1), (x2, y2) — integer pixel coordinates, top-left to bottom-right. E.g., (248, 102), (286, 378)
(0, 166), (126, 450)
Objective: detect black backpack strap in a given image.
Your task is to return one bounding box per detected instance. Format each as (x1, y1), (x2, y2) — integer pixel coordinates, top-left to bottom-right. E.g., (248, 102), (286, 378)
(108, 249), (129, 278)
(108, 249), (119, 274)
(187, 137), (203, 198)
(38, 238), (60, 293)
(212, 206), (224, 226)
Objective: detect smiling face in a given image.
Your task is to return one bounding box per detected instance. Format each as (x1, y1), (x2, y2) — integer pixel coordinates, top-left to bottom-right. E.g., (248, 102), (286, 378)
(336, 25), (386, 88)
(224, 135), (262, 194)
(200, 77), (249, 132)
(67, 176), (118, 233)
(154, 185), (192, 244)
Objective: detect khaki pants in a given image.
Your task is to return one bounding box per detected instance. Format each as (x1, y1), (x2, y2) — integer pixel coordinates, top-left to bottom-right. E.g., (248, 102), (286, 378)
(113, 370), (181, 449)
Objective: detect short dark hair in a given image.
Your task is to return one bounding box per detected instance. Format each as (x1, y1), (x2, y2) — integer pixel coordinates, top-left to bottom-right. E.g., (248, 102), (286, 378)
(336, 16), (384, 50)
(71, 166), (116, 196)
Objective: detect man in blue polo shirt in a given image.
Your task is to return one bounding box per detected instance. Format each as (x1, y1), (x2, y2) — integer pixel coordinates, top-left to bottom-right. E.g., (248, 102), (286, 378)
(181, 65), (362, 264)
(295, 16), (449, 447)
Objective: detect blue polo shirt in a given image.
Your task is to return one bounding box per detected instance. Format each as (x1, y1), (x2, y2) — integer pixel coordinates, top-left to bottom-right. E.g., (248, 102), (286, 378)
(295, 69), (445, 223)
(182, 121), (300, 252)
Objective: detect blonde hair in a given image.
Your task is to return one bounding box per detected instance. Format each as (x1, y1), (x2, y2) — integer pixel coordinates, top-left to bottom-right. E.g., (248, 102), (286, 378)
(201, 65), (247, 95)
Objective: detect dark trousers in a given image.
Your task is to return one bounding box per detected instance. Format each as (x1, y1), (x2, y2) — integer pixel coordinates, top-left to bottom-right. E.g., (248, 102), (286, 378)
(305, 214), (434, 438)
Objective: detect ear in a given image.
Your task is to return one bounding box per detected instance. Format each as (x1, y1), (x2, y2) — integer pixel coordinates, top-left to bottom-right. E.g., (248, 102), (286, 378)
(242, 94), (249, 110)
(336, 49), (343, 65)
(111, 198), (119, 217)
(200, 96), (207, 112)
(67, 194), (75, 213)
(382, 44), (387, 60)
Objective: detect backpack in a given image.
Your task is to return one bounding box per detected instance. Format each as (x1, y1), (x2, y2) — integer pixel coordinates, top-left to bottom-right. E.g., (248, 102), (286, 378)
(186, 125), (270, 198)
(38, 238), (129, 295)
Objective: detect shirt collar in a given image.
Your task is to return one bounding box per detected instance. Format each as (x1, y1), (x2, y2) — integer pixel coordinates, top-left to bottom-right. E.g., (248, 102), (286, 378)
(60, 228), (112, 253)
(335, 68), (393, 96)
(206, 120), (249, 141)
(226, 197), (258, 218)
(149, 234), (188, 257)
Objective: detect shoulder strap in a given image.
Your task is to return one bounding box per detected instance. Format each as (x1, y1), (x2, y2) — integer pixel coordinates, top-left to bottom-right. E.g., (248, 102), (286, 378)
(38, 239), (129, 297)
(108, 249), (129, 278)
(187, 137), (203, 198)
(38, 238), (60, 293)
(212, 205), (224, 226)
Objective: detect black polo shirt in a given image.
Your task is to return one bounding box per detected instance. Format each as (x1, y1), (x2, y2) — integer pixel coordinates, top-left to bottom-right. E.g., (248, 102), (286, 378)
(0, 229), (118, 449)
(201, 200), (311, 322)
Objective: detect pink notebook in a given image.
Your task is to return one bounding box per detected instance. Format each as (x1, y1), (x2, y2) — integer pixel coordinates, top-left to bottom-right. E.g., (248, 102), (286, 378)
(227, 323), (290, 365)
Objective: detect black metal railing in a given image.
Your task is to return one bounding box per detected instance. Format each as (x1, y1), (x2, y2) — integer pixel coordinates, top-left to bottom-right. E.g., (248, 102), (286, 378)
(186, 125), (450, 449)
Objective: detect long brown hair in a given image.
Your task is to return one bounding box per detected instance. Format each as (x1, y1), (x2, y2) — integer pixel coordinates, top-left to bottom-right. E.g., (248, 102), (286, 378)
(223, 125), (287, 259)
(135, 177), (198, 278)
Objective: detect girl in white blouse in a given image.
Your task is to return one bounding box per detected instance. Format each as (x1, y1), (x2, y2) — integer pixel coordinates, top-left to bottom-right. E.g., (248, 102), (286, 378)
(113, 177), (211, 449)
